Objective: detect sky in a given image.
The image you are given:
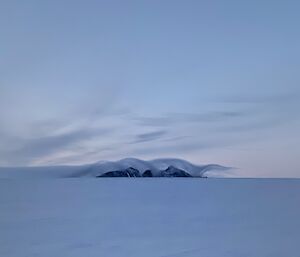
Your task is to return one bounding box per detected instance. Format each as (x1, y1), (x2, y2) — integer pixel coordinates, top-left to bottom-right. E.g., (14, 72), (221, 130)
(1, 0), (300, 177)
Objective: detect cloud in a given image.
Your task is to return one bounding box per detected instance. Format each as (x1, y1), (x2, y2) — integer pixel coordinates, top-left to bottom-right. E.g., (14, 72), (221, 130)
(133, 130), (168, 143)
(36, 147), (115, 166)
(134, 111), (244, 127)
(126, 139), (219, 157)
(0, 127), (111, 165)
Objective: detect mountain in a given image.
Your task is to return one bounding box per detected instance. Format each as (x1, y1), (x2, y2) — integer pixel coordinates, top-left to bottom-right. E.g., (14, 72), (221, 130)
(142, 170), (153, 177)
(82, 158), (230, 178)
(0, 158), (231, 179)
(96, 165), (193, 178)
(98, 167), (141, 177)
(161, 166), (192, 177)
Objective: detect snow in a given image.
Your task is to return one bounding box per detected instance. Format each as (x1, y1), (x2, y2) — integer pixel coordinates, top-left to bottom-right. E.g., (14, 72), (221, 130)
(0, 178), (299, 257)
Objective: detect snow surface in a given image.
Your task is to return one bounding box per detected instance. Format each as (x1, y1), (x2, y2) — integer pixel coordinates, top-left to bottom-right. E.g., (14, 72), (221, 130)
(0, 178), (300, 257)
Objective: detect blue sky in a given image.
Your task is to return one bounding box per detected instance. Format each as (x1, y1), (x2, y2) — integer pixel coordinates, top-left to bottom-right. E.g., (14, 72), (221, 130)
(1, 0), (300, 177)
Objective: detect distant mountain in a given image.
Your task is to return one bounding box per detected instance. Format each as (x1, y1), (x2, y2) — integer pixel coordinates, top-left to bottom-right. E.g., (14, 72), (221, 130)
(97, 165), (193, 178)
(161, 166), (192, 177)
(83, 158), (229, 178)
(98, 167), (141, 178)
(0, 158), (231, 179)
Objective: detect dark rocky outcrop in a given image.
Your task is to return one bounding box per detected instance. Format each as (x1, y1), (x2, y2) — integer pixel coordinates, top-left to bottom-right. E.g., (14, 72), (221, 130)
(97, 166), (193, 178)
(142, 170), (153, 177)
(161, 166), (192, 177)
(98, 167), (141, 177)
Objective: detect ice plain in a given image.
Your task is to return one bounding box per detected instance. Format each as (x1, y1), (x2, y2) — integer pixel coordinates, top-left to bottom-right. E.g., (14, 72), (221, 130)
(0, 177), (299, 257)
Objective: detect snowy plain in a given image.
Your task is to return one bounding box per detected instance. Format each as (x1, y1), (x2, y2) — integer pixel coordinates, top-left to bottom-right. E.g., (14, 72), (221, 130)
(0, 177), (300, 257)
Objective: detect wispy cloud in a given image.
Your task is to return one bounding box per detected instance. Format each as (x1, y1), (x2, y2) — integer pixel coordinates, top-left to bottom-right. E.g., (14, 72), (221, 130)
(0, 127), (112, 165)
(134, 111), (244, 127)
(133, 130), (168, 143)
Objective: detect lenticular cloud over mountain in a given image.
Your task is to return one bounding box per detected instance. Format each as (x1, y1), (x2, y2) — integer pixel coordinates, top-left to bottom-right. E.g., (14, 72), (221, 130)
(79, 158), (230, 178)
(0, 158), (231, 179)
